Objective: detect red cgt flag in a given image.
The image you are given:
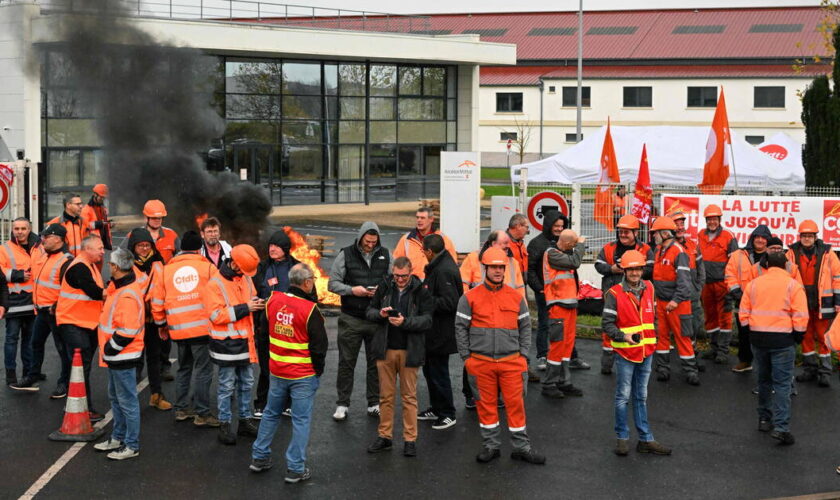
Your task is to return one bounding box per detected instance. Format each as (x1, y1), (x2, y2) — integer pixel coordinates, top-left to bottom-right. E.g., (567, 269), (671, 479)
(631, 144), (653, 223)
(595, 119), (621, 230)
(698, 87), (731, 194)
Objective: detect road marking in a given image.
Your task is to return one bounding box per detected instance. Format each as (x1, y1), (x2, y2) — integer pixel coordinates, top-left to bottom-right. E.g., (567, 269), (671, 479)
(19, 377), (149, 500)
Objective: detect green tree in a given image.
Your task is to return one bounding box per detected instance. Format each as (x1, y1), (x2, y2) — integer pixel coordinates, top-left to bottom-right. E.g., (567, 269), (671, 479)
(802, 28), (840, 187)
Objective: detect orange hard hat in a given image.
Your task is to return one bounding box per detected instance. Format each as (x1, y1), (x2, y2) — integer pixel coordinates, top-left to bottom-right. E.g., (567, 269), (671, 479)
(616, 214), (640, 230)
(143, 199), (167, 218)
(481, 247), (508, 266)
(650, 216), (677, 232)
(231, 244), (259, 277)
(703, 204), (723, 218)
(667, 208), (687, 221)
(798, 219), (819, 234)
(93, 184), (109, 197)
(620, 250), (647, 269)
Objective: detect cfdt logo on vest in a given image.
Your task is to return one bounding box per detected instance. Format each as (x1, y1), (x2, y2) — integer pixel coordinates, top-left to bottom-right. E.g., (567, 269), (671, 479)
(823, 200), (840, 247)
(173, 266), (200, 293)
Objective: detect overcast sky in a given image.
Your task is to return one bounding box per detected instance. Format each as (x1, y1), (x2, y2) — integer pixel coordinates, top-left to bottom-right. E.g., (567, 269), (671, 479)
(304, 0), (822, 15)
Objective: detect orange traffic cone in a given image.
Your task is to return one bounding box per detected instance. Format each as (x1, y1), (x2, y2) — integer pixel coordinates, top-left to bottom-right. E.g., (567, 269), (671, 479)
(48, 348), (105, 442)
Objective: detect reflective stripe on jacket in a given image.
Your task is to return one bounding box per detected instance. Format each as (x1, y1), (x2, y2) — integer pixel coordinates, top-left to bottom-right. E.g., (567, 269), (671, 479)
(151, 253), (218, 340)
(739, 267), (808, 334)
(454, 282), (531, 360)
(786, 243), (840, 319)
(603, 280), (657, 363)
(56, 254), (104, 329)
(47, 214), (89, 257)
(392, 229), (456, 280)
(543, 245), (583, 310)
(206, 274), (257, 366)
(698, 228), (738, 283)
(460, 251), (525, 298)
(0, 240), (37, 315)
(97, 279), (145, 368)
(32, 250), (73, 308)
(652, 240), (692, 304)
(594, 240), (652, 292)
(267, 291), (317, 380)
(724, 249), (756, 293)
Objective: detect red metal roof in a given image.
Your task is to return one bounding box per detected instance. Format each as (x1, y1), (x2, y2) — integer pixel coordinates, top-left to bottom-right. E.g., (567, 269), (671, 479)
(480, 64), (829, 85)
(257, 7), (829, 62)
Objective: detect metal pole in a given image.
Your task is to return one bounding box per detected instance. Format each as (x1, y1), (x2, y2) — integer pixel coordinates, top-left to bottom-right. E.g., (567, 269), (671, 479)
(538, 78), (544, 159)
(519, 168), (528, 216)
(507, 149), (513, 196)
(575, 0), (583, 142)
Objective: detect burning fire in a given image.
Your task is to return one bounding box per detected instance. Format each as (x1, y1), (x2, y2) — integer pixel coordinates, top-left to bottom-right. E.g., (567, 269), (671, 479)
(283, 226), (340, 306)
(195, 213), (208, 229)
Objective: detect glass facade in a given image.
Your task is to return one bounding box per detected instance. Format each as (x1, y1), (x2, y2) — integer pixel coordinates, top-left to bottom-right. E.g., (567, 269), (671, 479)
(40, 49), (457, 214)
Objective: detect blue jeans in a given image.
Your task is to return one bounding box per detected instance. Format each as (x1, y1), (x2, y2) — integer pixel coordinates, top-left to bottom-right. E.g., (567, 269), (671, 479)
(108, 368), (140, 451)
(31, 311), (71, 386)
(218, 364), (254, 423)
(4, 315), (35, 375)
(753, 344), (795, 433)
(252, 375), (319, 473)
(534, 292), (549, 359)
(614, 355), (654, 441)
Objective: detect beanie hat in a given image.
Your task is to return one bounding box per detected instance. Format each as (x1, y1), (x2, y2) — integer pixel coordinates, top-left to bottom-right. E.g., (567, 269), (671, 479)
(766, 236), (784, 247)
(181, 230), (203, 251)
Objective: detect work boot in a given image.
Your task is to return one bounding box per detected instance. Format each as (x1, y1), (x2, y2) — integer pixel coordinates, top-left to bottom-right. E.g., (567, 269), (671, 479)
(656, 370), (670, 382)
(714, 352), (729, 365)
(528, 366), (541, 383)
(758, 419), (772, 432)
(476, 447), (500, 463)
(367, 436), (392, 453)
(686, 373), (700, 386)
(541, 385), (565, 399)
(194, 414), (221, 428)
(770, 430), (795, 446)
(700, 348), (715, 360)
(175, 409), (197, 422)
(558, 383), (583, 397)
(149, 393), (173, 411)
(819, 374), (831, 387)
(218, 422), (236, 445)
(238, 418), (259, 438)
(403, 441), (417, 457)
(510, 449), (546, 465)
(636, 440), (672, 455)
(615, 439), (630, 456)
(5, 369), (16, 386)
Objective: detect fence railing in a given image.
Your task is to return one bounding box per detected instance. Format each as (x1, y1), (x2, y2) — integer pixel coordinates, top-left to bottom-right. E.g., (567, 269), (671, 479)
(516, 172), (840, 262)
(26, 0), (432, 34)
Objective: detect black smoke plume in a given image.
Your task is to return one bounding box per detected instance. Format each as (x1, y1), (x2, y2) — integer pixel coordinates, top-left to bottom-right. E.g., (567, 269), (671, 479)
(46, 0), (271, 245)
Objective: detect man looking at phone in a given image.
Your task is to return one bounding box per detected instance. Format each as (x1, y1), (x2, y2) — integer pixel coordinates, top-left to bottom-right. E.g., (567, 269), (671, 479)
(602, 250), (671, 457)
(328, 222), (391, 422)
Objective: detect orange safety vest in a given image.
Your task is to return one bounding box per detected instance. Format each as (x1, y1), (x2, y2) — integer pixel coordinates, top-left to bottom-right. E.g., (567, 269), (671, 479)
(97, 278), (145, 368)
(698, 228), (737, 265)
(56, 254), (104, 329)
(786, 245), (840, 319)
(206, 273), (257, 364)
(32, 249), (73, 309)
(724, 249), (757, 293)
(47, 214), (90, 257)
(607, 281), (657, 363)
(652, 241), (691, 313)
(393, 229), (457, 280)
(267, 291), (318, 380)
(739, 267), (809, 334)
(151, 253), (218, 340)
(0, 240), (37, 314)
(460, 251), (525, 298)
(753, 260), (802, 284)
(507, 233), (528, 273)
(543, 249), (578, 309)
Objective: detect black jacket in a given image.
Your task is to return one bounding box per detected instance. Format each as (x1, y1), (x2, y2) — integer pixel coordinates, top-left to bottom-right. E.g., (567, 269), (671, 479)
(4, 232), (40, 317)
(422, 251), (462, 356)
(366, 275), (433, 367)
(287, 285), (329, 377)
(527, 210), (569, 293)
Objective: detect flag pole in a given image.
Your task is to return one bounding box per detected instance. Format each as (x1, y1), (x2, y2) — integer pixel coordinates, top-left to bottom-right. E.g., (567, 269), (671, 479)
(722, 85), (738, 190)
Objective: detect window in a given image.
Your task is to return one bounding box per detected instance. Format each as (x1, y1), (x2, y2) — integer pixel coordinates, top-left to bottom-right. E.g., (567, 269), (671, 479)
(623, 87), (652, 107)
(687, 87), (717, 108)
(565, 133), (583, 143)
(749, 24), (802, 33)
(496, 92), (523, 112)
(562, 86), (591, 107)
(500, 132), (517, 141)
(672, 25), (725, 34)
(548, 86), (556, 94)
(754, 86), (785, 108)
(528, 27), (576, 36)
(586, 26), (638, 35)
(745, 135), (765, 145)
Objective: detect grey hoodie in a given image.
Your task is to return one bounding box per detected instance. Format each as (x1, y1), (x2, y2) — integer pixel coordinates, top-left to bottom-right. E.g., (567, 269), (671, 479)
(328, 221), (392, 296)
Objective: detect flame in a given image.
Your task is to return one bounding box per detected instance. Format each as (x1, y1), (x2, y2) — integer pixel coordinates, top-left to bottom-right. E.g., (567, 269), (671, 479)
(195, 213), (208, 229)
(283, 226), (340, 307)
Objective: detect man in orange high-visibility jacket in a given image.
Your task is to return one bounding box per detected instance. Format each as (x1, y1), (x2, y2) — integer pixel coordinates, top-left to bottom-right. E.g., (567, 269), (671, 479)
(56, 235), (105, 421)
(455, 248), (545, 465)
(602, 250), (671, 457)
(785, 220), (840, 387)
(250, 263), (329, 481)
(668, 209), (706, 352)
(541, 229), (586, 399)
(47, 193), (90, 257)
(93, 248), (145, 460)
(739, 251), (808, 446)
(392, 207), (456, 280)
(506, 214), (529, 281)
(460, 230), (525, 298)
(698, 204), (740, 364)
(207, 244), (264, 445)
(151, 230), (220, 427)
(650, 216), (700, 386)
(81, 184), (113, 251)
(594, 214), (652, 375)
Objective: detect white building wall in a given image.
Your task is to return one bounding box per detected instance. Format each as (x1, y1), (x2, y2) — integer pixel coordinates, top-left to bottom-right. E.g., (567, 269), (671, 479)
(0, 2), (40, 163)
(480, 76), (811, 166)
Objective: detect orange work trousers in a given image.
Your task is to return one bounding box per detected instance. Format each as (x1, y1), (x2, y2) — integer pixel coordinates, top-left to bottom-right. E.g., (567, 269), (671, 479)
(702, 281), (732, 336)
(802, 315), (830, 357)
(655, 300), (695, 359)
(464, 354), (527, 431)
(547, 307), (577, 364)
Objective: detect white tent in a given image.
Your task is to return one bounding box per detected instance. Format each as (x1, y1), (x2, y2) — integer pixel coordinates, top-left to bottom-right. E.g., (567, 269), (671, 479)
(756, 132), (803, 175)
(511, 125), (805, 190)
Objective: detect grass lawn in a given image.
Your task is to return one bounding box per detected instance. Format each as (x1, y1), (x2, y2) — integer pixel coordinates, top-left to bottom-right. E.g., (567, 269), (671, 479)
(482, 185), (518, 198)
(481, 167), (512, 181)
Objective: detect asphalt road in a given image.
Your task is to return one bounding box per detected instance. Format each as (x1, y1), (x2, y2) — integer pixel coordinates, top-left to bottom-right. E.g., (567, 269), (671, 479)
(3, 223), (840, 499)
